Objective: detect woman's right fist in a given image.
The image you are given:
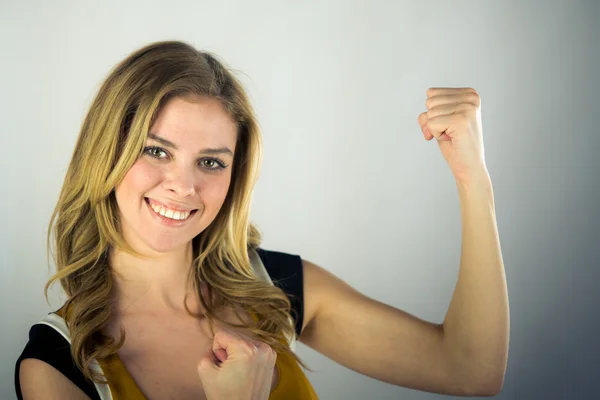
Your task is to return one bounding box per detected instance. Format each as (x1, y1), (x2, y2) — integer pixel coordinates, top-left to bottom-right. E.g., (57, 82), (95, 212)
(197, 328), (277, 400)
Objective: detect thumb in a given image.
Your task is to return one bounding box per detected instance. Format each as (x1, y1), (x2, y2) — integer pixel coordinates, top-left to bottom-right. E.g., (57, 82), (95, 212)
(212, 329), (245, 361)
(211, 329), (260, 366)
(213, 348), (228, 364)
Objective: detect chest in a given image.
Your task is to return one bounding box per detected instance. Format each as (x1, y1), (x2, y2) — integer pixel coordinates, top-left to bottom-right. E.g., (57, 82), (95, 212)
(106, 312), (279, 400)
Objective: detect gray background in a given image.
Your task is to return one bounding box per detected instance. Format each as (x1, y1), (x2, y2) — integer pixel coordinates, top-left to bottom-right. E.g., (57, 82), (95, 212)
(2, 0), (599, 399)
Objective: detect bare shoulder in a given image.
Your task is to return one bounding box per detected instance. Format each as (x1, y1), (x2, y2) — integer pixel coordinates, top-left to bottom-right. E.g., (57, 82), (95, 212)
(19, 359), (91, 400)
(300, 258), (360, 334)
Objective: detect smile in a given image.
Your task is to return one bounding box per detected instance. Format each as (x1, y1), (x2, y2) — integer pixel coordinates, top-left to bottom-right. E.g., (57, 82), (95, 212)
(145, 198), (198, 224)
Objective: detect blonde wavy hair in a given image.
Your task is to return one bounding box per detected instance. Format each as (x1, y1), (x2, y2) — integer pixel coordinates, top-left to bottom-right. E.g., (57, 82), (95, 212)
(44, 40), (309, 382)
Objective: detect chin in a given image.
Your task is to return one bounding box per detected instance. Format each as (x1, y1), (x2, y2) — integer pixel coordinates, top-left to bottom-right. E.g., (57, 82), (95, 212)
(141, 235), (194, 255)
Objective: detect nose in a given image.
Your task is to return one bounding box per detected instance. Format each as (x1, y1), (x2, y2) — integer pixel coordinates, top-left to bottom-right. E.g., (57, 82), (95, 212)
(163, 165), (197, 198)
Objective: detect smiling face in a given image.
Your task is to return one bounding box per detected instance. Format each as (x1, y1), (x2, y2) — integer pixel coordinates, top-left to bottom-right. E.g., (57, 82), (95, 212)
(114, 95), (238, 255)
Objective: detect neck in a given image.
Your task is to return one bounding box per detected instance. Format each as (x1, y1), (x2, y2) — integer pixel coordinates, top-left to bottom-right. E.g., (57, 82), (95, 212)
(108, 242), (203, 316)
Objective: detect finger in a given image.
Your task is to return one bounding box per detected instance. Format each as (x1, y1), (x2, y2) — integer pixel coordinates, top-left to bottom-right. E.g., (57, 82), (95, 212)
(426, 92), (480, 110)
(427, 87), (477, 97)
(254, 341), (276, 363)
(426, 102), (475, 121)
(211, 329), (239, 358)
(425, 113), (465, 139)
(213, 348), (228, 364)
(417, 112), (433, 140)
(418, 112), (428, 127)
(213, 329), (256, 360)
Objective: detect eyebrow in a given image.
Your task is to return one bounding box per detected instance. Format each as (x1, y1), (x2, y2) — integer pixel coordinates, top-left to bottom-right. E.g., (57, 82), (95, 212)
(147, 133), (234, 156)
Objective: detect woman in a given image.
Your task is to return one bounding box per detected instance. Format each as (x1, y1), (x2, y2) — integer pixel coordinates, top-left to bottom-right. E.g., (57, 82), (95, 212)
(15, 40), (509, 399)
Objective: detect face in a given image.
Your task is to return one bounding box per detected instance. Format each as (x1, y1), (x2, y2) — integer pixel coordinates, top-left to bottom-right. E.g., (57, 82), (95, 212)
(114, 95), (238, 255)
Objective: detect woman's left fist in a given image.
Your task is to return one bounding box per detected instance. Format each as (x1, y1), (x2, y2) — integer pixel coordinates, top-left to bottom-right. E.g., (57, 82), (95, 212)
(417, 87), (489, 185)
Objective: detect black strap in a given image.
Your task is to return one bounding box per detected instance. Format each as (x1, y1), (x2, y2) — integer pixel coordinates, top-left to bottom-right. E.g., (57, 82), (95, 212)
(256, 248), (305, 338)
(14, 323), (101, 400)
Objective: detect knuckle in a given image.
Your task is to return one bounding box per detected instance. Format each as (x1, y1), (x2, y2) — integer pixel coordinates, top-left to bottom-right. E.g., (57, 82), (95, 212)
(464, 103), (477, 113)
(254, 341), (276, 360)
(467, 91), (481, 105)
(244, 341), (258, 355)
(215, 329), (237, 343)
(215, 328), (232, 337)
(457, 113), (470, 124)
(214, 329), (226, 338)
(255, 342), (272, 357)
(255, 341), (270, 351)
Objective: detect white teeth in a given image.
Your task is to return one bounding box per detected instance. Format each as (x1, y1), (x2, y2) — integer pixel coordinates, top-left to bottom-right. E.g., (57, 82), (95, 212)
(149, 201), (191, 221)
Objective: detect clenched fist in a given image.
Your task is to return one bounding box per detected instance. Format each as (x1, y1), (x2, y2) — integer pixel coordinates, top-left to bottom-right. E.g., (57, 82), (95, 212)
(197, 328), (277, 400)
(418, 87), (489, 186)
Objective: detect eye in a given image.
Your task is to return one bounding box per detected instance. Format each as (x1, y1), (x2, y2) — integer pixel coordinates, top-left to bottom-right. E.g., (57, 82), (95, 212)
(143, 146), (169, 159)
(199, 158), (227, 171)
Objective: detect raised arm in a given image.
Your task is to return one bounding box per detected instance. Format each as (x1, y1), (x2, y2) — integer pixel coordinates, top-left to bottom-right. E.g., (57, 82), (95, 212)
(298, 87), (509, 396)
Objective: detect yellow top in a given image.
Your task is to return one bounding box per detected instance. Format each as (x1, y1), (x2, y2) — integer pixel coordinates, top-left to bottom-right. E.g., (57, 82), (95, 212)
(97, 346), (318, 400)
(56, 306), (318, 399)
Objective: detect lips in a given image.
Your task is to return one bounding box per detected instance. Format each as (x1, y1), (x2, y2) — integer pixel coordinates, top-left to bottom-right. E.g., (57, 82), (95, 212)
(144, 197), (198, 224)
(145, 197), (197, 213)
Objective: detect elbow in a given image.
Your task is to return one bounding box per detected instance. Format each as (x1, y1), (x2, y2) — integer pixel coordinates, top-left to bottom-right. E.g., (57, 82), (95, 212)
(477, 383), (503, 397)
(445, 341), (508, 397)
(479, 382), (504, 397)
(457, 349), (508, 396)
(469, 373), (505, 397)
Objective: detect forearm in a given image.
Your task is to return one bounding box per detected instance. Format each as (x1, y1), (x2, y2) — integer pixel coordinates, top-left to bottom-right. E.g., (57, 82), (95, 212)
(441, 173), (510, 393)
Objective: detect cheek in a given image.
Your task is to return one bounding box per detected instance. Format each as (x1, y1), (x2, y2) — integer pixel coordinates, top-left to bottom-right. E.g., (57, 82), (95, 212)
(202, 174), (232, 208)
(119, 161), (162, 196)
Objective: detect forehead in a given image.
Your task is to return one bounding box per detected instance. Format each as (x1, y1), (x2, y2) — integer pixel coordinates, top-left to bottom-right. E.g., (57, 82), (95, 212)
(149, 95), (238, 149)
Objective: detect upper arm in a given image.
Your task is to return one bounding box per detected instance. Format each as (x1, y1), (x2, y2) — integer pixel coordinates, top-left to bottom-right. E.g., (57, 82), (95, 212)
(299, 259), (478, 396)
(19, 359), (91, 400)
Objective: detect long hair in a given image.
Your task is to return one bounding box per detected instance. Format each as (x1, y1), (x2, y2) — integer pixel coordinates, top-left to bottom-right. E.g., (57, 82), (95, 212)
(44, 40), (308, 382)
